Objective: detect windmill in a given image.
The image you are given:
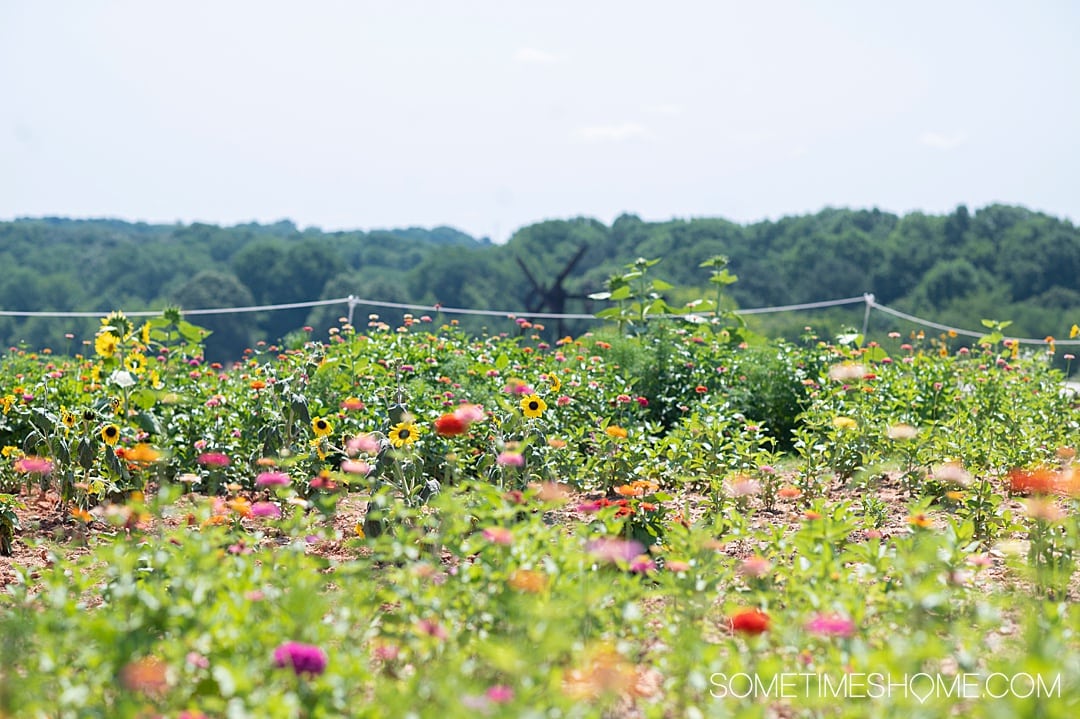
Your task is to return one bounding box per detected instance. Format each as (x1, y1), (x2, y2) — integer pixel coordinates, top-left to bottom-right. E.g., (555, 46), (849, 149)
(515, 244), (591, 338)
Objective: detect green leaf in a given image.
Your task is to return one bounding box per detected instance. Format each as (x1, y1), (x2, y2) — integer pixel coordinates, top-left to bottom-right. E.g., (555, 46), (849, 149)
(609, 285), (633, 301)
(130, 388), (157, 411)
(177, 320), (209, 344)
(651, 279), (674, 291)
(494, 354), (510, 371)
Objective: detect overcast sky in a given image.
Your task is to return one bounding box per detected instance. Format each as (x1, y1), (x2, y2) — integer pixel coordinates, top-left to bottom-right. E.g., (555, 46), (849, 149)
(2, 1), (1077, 242)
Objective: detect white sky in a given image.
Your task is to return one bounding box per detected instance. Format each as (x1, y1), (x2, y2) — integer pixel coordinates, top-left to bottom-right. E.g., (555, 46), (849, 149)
(1, 1), (1077, 242)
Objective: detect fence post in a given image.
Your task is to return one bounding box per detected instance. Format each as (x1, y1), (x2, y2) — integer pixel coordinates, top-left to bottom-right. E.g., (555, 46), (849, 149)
(862, 293), (875, 338)
(347, 295), (358, 327)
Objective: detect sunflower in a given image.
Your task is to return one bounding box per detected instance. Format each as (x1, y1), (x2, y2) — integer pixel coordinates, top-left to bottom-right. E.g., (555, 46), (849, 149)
(388, 421), (420, 448)
(101, 424), (120, 446)
(95, 332), (120, 359)
(140, 322), (151, 346)
(61, 409), (77, 430)
(124, 352), (147, 374)
(312, 416), (333, 438)
(546, 373), (562, 393)
(520, 394), (547, 419)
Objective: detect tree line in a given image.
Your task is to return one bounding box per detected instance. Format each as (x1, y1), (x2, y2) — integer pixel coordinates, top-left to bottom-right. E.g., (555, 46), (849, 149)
(1, 204), (1077, 360)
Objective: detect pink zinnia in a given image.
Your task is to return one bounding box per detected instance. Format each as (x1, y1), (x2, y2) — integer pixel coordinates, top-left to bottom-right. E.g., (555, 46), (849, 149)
(805, 613), (856, 638)
(496, 452), (525, 467)
(197, 452), (231, 468)
(250, 502), (281, 518)
(340, 459), (371, 475)
(482, 527), (513, 545)
(272, 641), (327, 676)
(587, 537), (645, 564)
(14, 456), (53, 476)
(629, 554), (656, 573)
(346, 433), (381, 456)
(486, 685), (514, 703)
(453, 403), (485, 423)
(255, 471), (291, 487)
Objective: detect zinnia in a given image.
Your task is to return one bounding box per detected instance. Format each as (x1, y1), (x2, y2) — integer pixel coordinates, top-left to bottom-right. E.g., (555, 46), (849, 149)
(256, 471), (291, 487)
(434, 413), (469, 436)
(728, 608), (770, 635)
(272, 641), (327, 676)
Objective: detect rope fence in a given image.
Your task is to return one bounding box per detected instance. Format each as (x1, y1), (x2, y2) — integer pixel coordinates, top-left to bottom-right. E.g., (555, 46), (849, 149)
(0, 293), (1076, 346)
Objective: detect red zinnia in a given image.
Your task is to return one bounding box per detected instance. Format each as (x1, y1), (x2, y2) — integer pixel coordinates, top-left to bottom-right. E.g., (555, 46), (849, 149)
(434, 413), (468, 436)
(729, 608), (770, 635)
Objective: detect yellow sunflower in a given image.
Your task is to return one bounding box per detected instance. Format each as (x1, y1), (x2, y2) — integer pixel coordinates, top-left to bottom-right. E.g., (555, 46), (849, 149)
(95, 332), (120, 359)
(101, 424), (120, 446)
(520, 394), (547, 419)
(311, 416), (333, 438)
(388, 421), (420, 448)
(124, 352), (147, 375)
(546, 373), (562, 393)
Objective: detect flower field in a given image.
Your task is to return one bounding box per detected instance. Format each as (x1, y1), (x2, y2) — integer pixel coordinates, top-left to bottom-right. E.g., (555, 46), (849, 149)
(1, 308), (1079, 718)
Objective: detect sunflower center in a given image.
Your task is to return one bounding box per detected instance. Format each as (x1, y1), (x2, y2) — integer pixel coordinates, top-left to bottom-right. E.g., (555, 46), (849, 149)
(400, 430), (411, 439)
(528, 402), (539, 411)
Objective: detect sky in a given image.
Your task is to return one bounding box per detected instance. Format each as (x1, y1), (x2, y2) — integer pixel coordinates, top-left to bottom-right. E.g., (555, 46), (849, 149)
(1, 1), (1078, 242)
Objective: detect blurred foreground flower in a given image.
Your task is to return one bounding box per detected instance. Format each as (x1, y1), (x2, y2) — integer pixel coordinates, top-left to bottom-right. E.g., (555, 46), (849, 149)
(272, 641), (327, 676)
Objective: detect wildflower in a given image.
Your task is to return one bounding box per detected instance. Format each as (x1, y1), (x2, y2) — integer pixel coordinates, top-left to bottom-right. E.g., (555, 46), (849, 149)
(778, 486), (802, 500)
(629, 554), (656, 573)
(728, 608), (770, 635)
(453, 403), (485, 423)
(14, 456), (53, 476)
(726, 476), (761, 497)
(272, 642), (328, 676)
(806, 613), (856, 638)
(388, 422), (420, 447)
(886, 423), (919, 440)
(520, 394), (547, 418)
(486, 685), (514, 703)
(694, 385), (708, 394)
(605, 425), (628, 439)
(434, 413), (469, 436)
(587, 537), (645, 564)
(1009, 467), (1062, 495)
(197, 452), (231, 468)
(101, 424), (121, 446)
(932, 461), (972, 487)
(124, 353), (146, 374)
(906, 513), (933, 529)
(416, 619), (448, 640)
(255, 471), (291, 487)
(251, 502), (282, 518)
(250, 379), (267, 390)
(120, 656), (168, 694)
(347, 433), (382, 455)
(508, 569), (547, 593)
(340, 396), (365, 411)
(70, 506), (92, 523)
(556, 395), (572, 407)
(832, 416), (857, 430)
(311, 416), (333, 438)
(496, 451), (525, 467)
(562, 646), (657, 699)
(827, 362), (866, 382)
(227, 496), (252, 518)
(340, 459), (371, 475)
(95, 332), (119, 358)
(738, 556), (772, 579)
(1024, 498), (1065, 522)
(482, 527), (514, 545)
(126, 443), (160, 465)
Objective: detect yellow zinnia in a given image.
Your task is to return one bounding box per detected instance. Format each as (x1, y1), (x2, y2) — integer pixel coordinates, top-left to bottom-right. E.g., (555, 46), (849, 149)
(311, 416), (333, 438)
(832, 416), (857, 431)
(388, 422), (420, 448)
(520, 394), (547, 419)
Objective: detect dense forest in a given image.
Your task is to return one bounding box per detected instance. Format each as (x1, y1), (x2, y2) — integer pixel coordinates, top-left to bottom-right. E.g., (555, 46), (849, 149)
(1, 204), (1077, 360)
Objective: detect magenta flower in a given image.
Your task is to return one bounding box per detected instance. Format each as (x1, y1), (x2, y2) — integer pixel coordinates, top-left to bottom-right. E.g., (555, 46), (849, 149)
(14, 456), (53, 476)
(416, 619), (448, 640)
(250, 502), (281, 518)
(340, 459), (371, 475)
(805, 613), (856, 638)
(272, 641), (327, 676)
(629, 554), (656, 574)
(255, 471), (291, 487)
(486, 685), (514, 703)
(197, 452), (231, 468)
